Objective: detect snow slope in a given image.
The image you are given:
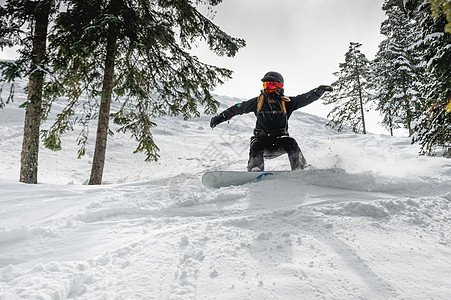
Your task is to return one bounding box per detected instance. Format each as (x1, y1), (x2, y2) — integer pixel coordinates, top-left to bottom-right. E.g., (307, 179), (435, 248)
(1, 82), (451, 299)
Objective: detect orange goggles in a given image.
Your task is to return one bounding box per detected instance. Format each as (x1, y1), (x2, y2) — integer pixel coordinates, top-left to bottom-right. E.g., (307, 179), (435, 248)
(263, 81), (284, 89)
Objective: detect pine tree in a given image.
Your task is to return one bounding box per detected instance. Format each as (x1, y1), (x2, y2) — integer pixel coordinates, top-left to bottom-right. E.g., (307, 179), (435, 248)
(373, 3), (426, 136)
(322, 42), (373, 134)
(372, 38), (398, 136)
(43, 0), (245, 184)
(407, 1), (451, 156)
(0, 0), (59, 183)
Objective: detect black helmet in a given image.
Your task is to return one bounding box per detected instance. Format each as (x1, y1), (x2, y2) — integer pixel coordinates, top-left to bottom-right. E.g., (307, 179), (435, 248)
(261, 71), (284, 84)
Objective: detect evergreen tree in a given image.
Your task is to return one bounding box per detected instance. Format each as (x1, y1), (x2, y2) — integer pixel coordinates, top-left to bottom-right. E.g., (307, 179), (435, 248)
(373, 3), (425, 136)
(372, 38), (398, 136)
(322, 42), (373, 134)
(0, 0), (59, 183)
(43, 0), (245, 184)
(406, 1), (451, 156)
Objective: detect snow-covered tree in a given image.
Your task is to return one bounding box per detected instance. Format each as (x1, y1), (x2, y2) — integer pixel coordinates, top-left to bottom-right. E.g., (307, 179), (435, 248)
(0, 0), (60, 184)
(373, 38), (397, 136)
(42, 0), (245, 184)
(373, 3), (426, 136)
(405, 0), (451, 156)
(322, 42), (373, 134)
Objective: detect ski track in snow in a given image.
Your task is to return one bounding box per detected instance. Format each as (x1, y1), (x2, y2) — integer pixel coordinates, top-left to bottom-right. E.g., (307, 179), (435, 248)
(1, 82), (451, 299)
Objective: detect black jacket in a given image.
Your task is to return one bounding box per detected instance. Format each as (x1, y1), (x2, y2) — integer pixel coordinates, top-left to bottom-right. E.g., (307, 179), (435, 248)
(220, 88), (321, 136)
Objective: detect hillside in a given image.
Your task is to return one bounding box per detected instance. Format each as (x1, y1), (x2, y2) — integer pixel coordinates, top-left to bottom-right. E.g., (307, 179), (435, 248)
(0, 89), (450, 299)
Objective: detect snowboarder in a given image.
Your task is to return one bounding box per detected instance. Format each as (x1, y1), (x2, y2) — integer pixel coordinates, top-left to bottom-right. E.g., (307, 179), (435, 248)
(210, 71), (332, 171)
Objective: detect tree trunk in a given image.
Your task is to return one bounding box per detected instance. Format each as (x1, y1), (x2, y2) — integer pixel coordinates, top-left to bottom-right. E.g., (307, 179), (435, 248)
(402, 74), (414, 136)
(353, 48), (366, 135)
(356, 74), (367, 134)
(20, 2), (50, 184)
(388, 109), (394, 137)
(88, 25), (117, 185)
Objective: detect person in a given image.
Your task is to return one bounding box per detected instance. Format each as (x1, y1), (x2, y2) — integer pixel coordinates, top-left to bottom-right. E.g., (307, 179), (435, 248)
(210, 71), (332, 172)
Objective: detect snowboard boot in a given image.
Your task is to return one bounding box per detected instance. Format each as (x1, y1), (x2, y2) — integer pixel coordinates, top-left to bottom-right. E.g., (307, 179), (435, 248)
(288, 150), (307, 171)
(247, 155), (264, 172)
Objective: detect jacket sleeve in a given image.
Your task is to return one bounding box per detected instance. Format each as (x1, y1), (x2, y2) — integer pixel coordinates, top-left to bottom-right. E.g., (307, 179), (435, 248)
(219, 97), (258, 121)
(289, 89), (322, 111)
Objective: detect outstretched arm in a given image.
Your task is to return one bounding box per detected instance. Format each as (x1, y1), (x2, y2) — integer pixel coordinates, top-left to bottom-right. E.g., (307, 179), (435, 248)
(290, 85), (333, 111)
(210, 97), (258, 128)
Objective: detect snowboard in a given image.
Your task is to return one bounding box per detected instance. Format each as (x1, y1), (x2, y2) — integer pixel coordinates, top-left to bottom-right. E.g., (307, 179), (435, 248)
(202, 170), (287, 189)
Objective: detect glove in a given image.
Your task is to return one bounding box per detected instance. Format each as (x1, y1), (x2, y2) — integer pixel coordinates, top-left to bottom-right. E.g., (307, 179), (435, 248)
(314, 85), (333, 96)
(210, 113), (226, 128)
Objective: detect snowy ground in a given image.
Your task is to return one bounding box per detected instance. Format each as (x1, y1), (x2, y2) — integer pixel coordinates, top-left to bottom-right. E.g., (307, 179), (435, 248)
(1, 81), (451, 299)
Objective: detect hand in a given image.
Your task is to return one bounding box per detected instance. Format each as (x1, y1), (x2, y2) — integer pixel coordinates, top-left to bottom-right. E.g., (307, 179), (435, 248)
(210, 113), (226, 128)
(314, 85), (333, 96)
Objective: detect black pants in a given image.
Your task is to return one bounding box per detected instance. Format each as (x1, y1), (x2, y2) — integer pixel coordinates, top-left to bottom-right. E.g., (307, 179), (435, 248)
(247, 135), (307, 171)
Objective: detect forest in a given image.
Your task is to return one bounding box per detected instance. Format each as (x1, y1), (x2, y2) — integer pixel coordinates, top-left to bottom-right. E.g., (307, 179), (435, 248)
(322, 0), (450, 158)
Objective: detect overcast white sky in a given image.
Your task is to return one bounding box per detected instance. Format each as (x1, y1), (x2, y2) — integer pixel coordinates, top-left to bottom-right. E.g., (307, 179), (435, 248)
(1, 0), (387, 126)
